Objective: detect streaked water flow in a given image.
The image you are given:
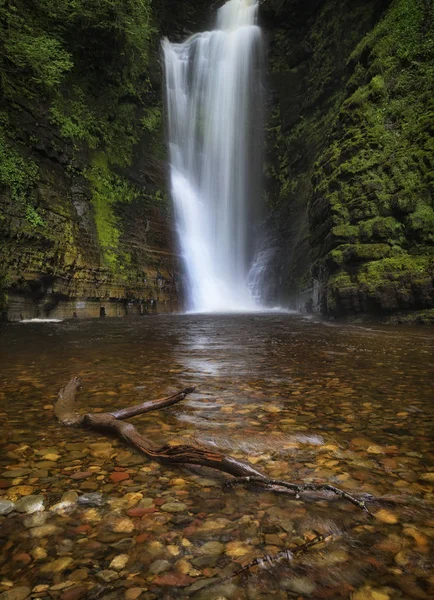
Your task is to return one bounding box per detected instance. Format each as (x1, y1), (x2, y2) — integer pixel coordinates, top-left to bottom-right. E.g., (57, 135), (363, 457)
(163, 0), (264, 312)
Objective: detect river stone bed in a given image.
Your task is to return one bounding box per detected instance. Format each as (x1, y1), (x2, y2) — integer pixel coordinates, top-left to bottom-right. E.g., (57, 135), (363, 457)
(0, 314), (433, 599)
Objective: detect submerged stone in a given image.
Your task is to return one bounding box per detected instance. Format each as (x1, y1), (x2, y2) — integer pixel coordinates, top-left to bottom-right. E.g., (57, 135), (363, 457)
(0, 499), (15, 516)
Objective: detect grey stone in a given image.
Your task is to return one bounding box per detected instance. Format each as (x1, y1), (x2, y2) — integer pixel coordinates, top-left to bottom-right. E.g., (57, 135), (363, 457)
(78, 492), (104, 507)
(14, 494), (44, 514)
(23, 512), (47, 528)
(0, 499), (15, 516)
(161, 502), (188, 513)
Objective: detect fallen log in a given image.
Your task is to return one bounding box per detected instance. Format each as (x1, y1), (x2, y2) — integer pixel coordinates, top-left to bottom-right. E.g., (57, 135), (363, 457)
(55, 376), (373, 514)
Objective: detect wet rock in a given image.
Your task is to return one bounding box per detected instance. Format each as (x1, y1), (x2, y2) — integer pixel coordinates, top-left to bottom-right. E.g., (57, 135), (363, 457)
(1, 469), (31, 478)
(23, 512), (47, 528)
(78, 492), (104, 507)
(96, 570), (119, 583)
(264, 533), (285, 547)
(15, 494), (44, 514)
(0, 499), (15, 516)
(31, 546), (48, 560)
(60, 586), (88, 600)
(30, 524), (61, 538)
(110, 538), (136, 551)
(137, 497), (154, 508)
(40, 556), (74, 573)
(109, 554), (129, 570)
(161, 502), (188, 513)
(225, 541), (254, 558)
(110, 517), (135, 533)
(33, 585), (50, 594)
(110, 472), (130, 483)
(149, 560), (171, 574)
(282, 576), (316, 595)
(153, 572), (195, 587)
(50, 491), (79, 512)
(200, 541), (225, 555)
(70, 472), (93, 480)
(352, 586), (390, 600)
(375, 509), (398, 524)
(124, 588), (143, 600)
(0, 586), (31, 600)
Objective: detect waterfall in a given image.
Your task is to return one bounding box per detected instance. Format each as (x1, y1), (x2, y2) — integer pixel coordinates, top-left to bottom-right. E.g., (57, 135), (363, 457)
(163, 0), (264, 312)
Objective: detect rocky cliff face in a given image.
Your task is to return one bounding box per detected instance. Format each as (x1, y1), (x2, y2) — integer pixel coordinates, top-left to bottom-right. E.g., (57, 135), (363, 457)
(0, 1), (180, 321)
(262, 0), (434, 319)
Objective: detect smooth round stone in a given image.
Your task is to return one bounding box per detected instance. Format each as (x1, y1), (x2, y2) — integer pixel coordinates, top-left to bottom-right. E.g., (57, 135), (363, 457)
(200, 541), (225, 555)
(1, 469), (31, 478)
(24, 512), (47, 528)
(30, 524), (61, 538)
(124, 588), (143, 600)
(0, 586), (31, 600)
(40, 557), (74, 573)
(0, 499), (15, 516)
(15, 494), (44, 514)
(161, 502), (188, 513)
(149, 560), (171, 574)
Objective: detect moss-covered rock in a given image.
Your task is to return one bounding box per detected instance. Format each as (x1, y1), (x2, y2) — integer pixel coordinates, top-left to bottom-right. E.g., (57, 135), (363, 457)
(263, 0), (434, 318)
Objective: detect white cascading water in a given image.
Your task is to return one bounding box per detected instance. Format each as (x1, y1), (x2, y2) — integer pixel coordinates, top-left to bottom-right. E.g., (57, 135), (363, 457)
(163, 0), (264, 312)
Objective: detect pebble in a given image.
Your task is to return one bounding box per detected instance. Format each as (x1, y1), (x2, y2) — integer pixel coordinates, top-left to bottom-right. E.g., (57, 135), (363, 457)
(1, 469), (30, 478)
(23, 512), (47, 528)
(31, 546), (48, 560)
(225, 541), (254, 558)
(96, 570), (119, 583)
(110, 518), (135, 533)
(30, 524), (61, 537)
(161, 502), (188, 512)
(40, 557), (74, 573)
(14, 494), (44, 514)
(0, 586), (31, 600)
(60, 586), (88, 600)
(149, 560), (171, 574)
(283, 576), (316, 595)
(109, 554), (129, 570)
(375, 509), (398, 524)
(0, 500), (15, 516)
(124, 588), (143, 600)
(351, 586), (390, 600)
(77, 492), (104, 507)
(200, 541), (225, 555)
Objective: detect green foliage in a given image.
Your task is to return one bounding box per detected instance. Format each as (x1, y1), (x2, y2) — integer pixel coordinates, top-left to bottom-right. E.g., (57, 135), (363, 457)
(141, 106), (162, 134)
(0, 0), (155, 166)
(0, 125), (39, 203)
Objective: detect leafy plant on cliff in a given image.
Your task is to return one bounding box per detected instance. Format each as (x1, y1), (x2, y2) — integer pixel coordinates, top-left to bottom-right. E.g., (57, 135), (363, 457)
(0, 0), (155, 166)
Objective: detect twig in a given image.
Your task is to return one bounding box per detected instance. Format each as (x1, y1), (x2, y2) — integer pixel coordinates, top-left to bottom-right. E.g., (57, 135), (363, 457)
(225, 476), (374, 516)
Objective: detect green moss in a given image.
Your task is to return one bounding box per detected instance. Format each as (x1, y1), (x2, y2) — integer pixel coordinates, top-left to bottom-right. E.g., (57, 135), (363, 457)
(358, 255), (433, 292)
(307, 0), (434, 314)
(86, 154), (139, 270)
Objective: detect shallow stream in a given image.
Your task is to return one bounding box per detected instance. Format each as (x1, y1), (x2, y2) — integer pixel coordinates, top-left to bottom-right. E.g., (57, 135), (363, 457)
(0, 314), (433, 599)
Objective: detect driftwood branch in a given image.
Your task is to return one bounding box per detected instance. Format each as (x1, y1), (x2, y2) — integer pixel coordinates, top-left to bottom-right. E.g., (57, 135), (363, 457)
(55, 377), (374, 514)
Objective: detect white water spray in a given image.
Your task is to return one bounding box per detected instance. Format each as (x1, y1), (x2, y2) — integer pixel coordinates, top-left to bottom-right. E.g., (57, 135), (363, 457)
(163, 0), (264, 312)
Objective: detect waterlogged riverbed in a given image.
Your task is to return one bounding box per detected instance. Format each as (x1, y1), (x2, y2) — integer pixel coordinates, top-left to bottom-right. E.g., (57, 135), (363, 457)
(0, 314), (433, 600)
